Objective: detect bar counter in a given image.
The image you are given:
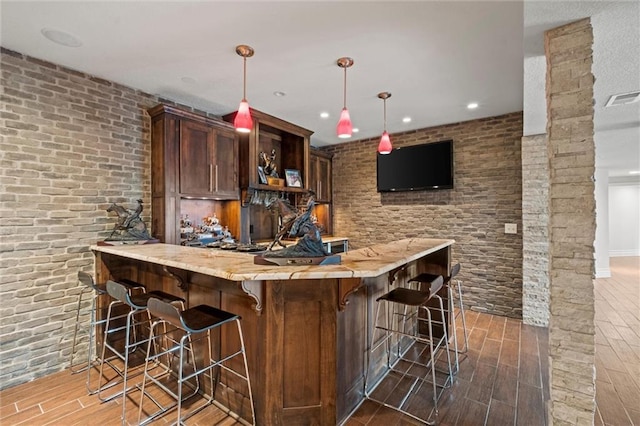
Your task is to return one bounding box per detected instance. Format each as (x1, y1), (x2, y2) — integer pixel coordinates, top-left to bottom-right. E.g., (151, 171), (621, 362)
(91, 238), (454, 425)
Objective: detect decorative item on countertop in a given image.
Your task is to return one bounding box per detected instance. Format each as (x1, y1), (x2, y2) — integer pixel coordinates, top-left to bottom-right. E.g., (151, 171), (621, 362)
(254, 190), (341, 265)
(104, 199), (154, 243)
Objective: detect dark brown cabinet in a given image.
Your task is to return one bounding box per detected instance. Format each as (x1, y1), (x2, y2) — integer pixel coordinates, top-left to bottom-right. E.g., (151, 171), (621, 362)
(149, 104), (240, 244)
(309, 148), (332, 202)
(179, 120), (238, 198)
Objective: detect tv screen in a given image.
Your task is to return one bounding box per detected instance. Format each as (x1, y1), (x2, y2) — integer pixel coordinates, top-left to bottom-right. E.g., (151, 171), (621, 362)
(377, 139), (454, 192)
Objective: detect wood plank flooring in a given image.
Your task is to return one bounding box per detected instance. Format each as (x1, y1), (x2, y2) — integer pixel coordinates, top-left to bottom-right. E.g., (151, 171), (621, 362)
(594, 256), (640, 426)
(0, 257), (636, 425)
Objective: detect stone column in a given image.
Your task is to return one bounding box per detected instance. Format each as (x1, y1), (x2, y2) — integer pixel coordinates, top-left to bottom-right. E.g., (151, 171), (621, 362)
(522, 133), (550, 326)
(545, 18), (596, 425)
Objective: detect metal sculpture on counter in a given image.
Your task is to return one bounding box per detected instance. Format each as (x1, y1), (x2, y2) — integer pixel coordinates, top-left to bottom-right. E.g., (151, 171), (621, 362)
(255, 190), (341, 265)
(106, 199), (152, 241)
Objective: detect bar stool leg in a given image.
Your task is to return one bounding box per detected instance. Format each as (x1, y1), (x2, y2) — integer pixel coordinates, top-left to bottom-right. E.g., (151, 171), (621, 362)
(447, 284), (461, 374)
(455, 278), (469, 354)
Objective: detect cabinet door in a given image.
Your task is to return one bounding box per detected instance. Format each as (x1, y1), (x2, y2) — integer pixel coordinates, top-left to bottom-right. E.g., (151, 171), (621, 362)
(213, 128), (239, 197)
(316, 155), (331, 202)
(179, 120), (214, 195)
(309, 154), (319, 196)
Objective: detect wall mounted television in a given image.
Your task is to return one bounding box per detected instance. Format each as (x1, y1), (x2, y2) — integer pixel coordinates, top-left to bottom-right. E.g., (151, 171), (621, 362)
(376, 139), (454, 192)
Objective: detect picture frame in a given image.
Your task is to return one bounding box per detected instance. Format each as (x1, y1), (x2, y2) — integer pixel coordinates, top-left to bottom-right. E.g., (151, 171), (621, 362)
(257, 166), (268, 184)
(285, 169), (302, 188)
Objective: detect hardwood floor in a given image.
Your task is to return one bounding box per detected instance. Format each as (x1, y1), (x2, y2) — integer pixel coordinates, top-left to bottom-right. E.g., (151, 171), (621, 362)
(346, 308), (548, 426)
(0, 257), (636, 425)
(594, 256), (640, 426)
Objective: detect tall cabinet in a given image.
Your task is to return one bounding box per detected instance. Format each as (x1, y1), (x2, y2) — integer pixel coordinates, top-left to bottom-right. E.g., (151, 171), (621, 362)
(149, 104), (240, 244)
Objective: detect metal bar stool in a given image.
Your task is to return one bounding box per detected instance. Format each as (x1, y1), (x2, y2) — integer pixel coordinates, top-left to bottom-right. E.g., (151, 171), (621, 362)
(410, 263), (468, 374)
(69, 272), (144, 394)
(138, 298), (256, 426)
(97, 280), (185, 425)
(365, 274), (454, 425)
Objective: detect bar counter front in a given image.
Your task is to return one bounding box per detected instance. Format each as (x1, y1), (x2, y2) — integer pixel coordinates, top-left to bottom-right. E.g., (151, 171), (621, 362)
(91, 238), (454, 425)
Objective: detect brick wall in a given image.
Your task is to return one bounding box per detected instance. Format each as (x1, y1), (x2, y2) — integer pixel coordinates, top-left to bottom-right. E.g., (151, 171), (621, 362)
(522, 134), (550, 326)
(545, 19), (596, 424)
(324, 112), (523, 318)
(0, 48), (220, 389)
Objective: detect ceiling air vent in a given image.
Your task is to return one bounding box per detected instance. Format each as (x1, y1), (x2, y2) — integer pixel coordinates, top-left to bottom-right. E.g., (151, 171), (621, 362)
(605, 91), (640, 107)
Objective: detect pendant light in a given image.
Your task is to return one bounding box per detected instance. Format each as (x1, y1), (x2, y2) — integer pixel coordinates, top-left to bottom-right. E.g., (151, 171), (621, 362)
(377, 92), (393, 154)
(234, 45), (254, 133)
(336, 57), (354, 139)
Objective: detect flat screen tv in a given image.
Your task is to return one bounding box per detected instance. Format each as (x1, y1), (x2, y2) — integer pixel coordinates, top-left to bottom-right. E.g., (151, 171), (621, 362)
(377, 139), (454, 192)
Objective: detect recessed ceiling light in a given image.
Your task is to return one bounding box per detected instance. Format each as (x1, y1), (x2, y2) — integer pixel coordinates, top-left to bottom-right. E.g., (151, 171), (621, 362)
(352, 128), (359, 133)
(181, 76), (196, 84)
(320, 112), (329, 119)
(273, 91), (286, 97)
(467, 102), (479, 109)
(629, 171), (640, 175)
(402, 117), (412, 123)
(41, 28), (82, 47)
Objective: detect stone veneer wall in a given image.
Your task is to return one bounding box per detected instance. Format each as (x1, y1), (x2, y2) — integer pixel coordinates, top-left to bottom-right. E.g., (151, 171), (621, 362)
(0, 48), (222, 389)
(522, 134), (550, 326)
(324, 112), (523, 318)
(545, 19), (596, 424)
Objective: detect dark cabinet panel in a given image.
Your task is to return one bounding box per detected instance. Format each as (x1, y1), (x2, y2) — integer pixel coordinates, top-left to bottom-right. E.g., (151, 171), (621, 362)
(179, 120), (213, 195)
(149, 104), (240, 244)
(310, 150), (332, 202)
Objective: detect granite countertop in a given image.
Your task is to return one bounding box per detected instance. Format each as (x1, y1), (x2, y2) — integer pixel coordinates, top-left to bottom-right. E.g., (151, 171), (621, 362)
(91, 238), (454, 281)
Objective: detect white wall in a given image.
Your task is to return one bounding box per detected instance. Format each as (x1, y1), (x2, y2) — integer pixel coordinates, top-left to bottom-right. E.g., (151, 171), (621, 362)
(594, 168), (610, 277)
(609, 181), (640, 256)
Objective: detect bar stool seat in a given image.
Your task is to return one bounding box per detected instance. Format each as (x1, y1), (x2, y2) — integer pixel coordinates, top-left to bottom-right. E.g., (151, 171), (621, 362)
(365, 274), (454, 425)
(138, 298), (256, 426)
(97, 280), (185, 425)
(69, 272), (145, 394)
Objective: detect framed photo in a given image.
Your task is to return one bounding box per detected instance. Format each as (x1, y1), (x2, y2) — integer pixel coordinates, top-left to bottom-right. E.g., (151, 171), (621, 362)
(285, 169), (302, 188)
(257, 166), (268, 184)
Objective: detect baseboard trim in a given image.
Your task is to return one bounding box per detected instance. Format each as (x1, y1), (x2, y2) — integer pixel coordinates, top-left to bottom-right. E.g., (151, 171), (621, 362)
(595, 268), (611, 278)
(610, 250), (640, 257)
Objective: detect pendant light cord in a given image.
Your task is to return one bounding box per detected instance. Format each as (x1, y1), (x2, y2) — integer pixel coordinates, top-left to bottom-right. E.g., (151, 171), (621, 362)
(243, 57), (248, 102)
(343, 66), (347, 108)
(383, 98), (387, 131)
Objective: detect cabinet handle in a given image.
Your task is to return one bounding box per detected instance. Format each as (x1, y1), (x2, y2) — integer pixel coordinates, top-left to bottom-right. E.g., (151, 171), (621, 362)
(215, 164), (219, 192)
(209, 164), (213, 192)
(318, 181), (322, 199)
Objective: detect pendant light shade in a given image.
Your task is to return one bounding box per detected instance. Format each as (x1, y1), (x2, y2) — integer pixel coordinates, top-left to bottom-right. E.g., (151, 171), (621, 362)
(337, 108), (352, 138)
(234, 45), (254, 133)
(336, 57), (354, 139)
(378, 131), (392, 154)
(377, 92), (393, 154)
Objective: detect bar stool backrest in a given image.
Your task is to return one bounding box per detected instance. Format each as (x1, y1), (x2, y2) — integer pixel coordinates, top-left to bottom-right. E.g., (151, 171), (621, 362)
(78, 271), (96, 290)
(427, 275), (444, 298)
(450, 263), (461, 279)
(106, 280), (130, 304)
(78, 271), (104, 293)
(147, 297), (184, 330)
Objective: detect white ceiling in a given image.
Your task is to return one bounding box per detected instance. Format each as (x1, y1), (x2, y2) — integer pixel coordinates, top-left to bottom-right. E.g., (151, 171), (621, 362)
(1, 1), (638, 177)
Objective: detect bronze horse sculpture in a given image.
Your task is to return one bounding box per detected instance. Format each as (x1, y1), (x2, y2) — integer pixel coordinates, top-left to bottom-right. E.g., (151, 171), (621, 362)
(264, 191), (328, 257)
(106, 199), (152, 241)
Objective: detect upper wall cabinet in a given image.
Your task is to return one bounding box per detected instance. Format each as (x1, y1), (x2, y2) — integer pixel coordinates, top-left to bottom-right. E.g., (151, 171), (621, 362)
(223, 109), (312, 193)
(179, 120), (238, 198)
(309, 148), (332, 203)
